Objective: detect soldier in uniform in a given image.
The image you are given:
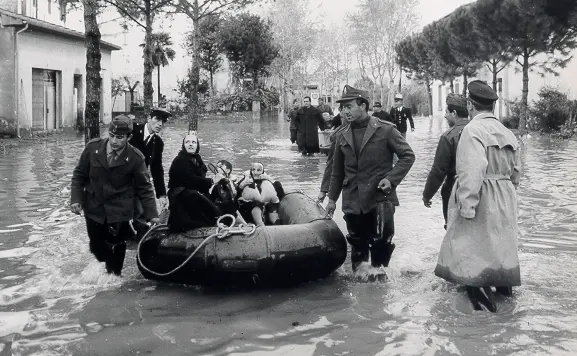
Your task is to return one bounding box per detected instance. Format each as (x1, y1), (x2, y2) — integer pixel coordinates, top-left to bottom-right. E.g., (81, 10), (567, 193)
(70, 115), (159, 275)
(325, 85), (415, 272)
(422, 93), (470, 230)
(129, 107), (171, 235)
(129, 107), (172, 206)
(372, 101), (392, 122)
(389, 93), (415, 137)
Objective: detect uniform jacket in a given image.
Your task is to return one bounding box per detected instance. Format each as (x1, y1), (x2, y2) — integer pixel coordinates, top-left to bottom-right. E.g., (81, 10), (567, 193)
(435, 112), (521, 287)
(320, 123), (349, 193)
(129, 123), (166, 198)
(328, 116), (415, 214)
(422, 118), (470, 201)
(389, 106), (414, 133)
(372, 110), (392, 123)
(70, 138), (158, 224)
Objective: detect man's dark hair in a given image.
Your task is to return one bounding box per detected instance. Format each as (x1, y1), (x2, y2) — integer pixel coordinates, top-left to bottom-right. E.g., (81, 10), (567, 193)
(318, 98), (324, 103)
(304, 96), (311, 101)
(292, 99), (298, 104)
(355, 98), (369, 112)
(469, 99), (494, 112)
(447, 104), (468, 118)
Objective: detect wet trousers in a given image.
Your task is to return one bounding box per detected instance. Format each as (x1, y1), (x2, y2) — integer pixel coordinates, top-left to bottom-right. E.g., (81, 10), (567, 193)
(344, 202), (396, 270)
(85, 217), (134, 275)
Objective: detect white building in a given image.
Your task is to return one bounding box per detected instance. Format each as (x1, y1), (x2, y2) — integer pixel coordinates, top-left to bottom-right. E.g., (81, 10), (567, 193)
(0, 2), (121, 137)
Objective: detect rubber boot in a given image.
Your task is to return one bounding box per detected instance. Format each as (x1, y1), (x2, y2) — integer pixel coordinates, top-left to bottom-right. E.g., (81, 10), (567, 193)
(346, 234), (369, 272)
(466, 286), (497, 313)
(370, 200), (396, 267)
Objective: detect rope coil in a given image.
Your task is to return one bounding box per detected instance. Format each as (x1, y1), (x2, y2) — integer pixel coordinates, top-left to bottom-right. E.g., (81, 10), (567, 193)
(137, 214), (257, 277)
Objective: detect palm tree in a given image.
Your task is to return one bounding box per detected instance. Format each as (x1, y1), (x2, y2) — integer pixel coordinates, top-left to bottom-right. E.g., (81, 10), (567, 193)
(140, 32), (176, 105)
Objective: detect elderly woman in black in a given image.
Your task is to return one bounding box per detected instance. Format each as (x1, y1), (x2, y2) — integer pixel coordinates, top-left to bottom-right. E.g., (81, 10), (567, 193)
(167, 134), (220, 233)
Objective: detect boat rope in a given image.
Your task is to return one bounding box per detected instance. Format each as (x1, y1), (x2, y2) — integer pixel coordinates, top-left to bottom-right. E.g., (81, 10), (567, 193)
(137, 214), (256, 277)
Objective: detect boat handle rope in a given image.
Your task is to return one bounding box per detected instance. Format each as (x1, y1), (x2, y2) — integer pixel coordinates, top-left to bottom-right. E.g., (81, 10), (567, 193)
(137, 214), (256, 277)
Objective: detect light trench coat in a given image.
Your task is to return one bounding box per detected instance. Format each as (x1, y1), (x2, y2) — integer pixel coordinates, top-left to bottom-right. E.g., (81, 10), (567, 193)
(434, 113), (521, 287)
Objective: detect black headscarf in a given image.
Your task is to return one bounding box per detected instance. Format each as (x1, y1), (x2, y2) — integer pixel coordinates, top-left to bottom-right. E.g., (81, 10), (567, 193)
(178, 135), (207, 177)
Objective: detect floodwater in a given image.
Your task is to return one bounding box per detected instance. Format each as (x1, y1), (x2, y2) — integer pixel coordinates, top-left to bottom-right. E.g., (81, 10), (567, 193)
(0, 113), (576, 356)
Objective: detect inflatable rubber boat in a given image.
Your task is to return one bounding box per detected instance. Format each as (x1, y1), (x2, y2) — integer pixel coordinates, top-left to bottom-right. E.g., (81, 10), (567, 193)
(136, 192), (347, 287)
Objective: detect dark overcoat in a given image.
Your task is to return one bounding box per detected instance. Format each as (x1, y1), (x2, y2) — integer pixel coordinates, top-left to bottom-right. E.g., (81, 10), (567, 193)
(129, 123), (166, 198)
(328, 117), (415, 214)
(70, 138), (158, 224)
(295, 106), (325, 152)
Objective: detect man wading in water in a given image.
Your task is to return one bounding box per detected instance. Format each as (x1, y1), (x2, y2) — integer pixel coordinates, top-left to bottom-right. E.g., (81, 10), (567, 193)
(434, 80), (521, 312)
(70, 116), (159, 275)
(325, 85), (415, 273)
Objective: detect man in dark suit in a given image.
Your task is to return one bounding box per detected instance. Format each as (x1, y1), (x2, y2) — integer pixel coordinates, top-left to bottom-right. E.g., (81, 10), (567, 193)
(389, 94), (415, 137)
(325, 85), (415, 272)
(129, 107), (172, 207)
(70, 115), (159, 275)
(372, 101), (392, 122)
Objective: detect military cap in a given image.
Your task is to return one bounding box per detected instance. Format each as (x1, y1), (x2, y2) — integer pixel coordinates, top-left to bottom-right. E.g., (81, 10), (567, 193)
(373, 101), (382, 107)
(467, 80), (498, 105)
(336, 85), (370, 103)
(150, 107), (172, 122)
(446, 93), (467, 111)
(109, 115), (133, 135)
(394, 93), (403, 100)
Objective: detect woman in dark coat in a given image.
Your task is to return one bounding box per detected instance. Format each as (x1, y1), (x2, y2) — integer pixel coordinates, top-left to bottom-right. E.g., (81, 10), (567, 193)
(167, 134), (220, 233)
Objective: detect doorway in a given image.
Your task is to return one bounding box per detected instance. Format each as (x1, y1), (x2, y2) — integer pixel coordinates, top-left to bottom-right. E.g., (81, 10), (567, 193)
(32, 69), (59, 130)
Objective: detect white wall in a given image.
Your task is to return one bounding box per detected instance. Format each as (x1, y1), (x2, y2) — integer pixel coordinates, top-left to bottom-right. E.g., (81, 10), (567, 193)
(17, 30), (113, 129)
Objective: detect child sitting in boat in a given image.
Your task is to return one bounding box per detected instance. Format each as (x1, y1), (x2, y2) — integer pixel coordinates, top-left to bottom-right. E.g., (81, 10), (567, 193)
(237, 162), (283, 226)
(209, 160), (246, 226)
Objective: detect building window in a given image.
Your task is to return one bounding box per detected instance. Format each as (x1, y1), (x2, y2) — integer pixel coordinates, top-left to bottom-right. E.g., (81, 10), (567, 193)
(20, 0), (26, 15)
(48, 0), (51, 14)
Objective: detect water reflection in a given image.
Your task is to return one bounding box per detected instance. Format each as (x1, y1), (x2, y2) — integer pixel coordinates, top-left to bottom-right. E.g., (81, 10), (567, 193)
(0, 114), (576, 355)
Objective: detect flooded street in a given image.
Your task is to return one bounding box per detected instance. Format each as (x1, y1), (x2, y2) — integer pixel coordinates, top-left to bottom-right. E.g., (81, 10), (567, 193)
(1, 114), (576, 356)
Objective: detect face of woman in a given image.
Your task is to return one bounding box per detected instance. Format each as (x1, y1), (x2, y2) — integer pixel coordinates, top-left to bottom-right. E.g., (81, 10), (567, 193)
(183, 135), (198, 153)
(251, 163), (264, 179)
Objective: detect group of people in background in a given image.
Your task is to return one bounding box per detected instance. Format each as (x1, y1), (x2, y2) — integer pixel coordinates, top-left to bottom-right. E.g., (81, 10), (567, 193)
(287, 93), (416, 155)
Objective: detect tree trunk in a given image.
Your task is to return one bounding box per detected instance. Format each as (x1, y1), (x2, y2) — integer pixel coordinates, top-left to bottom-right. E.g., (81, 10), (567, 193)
(462, 71), (468, 97)
(188, 0), (201, 133)
(157, 64), (161, 104)
(142, 2), (154, 114)
(491, 59), (498, 91)
(426, 79), (432, 117)
(520, 48), (529, 133)
(83, 0), (101, 144)
(449, 79), (454, 93)
(398, 67), (402, 92)
(210, 70), (214, 96)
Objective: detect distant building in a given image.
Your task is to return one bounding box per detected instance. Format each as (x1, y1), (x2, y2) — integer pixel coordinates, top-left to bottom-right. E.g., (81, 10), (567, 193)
(0, 4), (121, 137)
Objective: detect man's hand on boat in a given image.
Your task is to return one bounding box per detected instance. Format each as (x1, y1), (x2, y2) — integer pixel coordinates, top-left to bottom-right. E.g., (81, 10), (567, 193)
(325, 199), (336, 219)
(317, 191), (327, 204)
